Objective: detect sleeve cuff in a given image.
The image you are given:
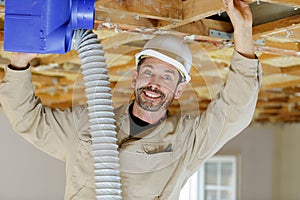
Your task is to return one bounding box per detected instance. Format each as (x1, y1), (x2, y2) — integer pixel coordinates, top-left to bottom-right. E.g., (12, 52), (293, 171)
(8, 63), (30, 71)
(231, 50), (260, 71)
(4, 64), (32, 82)
(231, 50), (262, 86)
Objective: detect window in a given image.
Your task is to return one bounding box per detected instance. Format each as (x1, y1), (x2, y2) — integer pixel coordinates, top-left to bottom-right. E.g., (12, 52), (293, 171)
(180, 155), (238, 200)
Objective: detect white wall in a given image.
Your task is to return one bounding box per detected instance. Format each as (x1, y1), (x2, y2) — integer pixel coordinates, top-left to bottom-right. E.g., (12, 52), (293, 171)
(0, 112), (65, 200)
(278, 123), (300, 200)
(217, 124), (277, 200)
(217, 123), (300, 200)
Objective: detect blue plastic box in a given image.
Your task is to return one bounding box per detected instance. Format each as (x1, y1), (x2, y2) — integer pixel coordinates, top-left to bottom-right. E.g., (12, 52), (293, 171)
(4, 0), (95, 54)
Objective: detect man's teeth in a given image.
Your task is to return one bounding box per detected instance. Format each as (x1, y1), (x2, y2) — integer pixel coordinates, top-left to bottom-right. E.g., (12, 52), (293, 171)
(145, 91), (160, 98)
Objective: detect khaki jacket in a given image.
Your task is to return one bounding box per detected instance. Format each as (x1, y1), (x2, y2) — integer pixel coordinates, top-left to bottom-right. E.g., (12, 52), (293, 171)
(0, 51), (261, 200)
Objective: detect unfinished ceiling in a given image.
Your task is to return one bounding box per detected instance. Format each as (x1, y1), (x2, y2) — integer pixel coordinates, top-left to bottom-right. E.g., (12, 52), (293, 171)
(0, 0), (300, 123)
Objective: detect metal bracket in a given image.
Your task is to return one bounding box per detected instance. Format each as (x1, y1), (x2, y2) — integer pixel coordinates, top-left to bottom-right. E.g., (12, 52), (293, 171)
(209, 29), (233, 40)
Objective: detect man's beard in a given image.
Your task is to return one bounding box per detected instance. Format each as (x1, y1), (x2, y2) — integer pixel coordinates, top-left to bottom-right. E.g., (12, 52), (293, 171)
(135, 86), (174, 112)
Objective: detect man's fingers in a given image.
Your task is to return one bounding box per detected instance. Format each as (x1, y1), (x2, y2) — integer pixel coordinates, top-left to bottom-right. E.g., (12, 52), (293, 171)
(223, 0), (234, 9)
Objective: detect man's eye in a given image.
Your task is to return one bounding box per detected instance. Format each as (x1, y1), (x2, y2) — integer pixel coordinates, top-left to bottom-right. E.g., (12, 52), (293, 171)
(162, 74), (171, 80)
(144, 70), (152, 76)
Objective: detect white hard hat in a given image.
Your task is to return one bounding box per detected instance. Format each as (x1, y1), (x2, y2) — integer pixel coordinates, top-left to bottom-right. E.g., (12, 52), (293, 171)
(135, 34), (192, 82)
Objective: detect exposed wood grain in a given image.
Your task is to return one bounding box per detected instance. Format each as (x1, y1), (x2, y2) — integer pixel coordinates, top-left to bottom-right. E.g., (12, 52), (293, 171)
(262, 0), (300, 7)
(160, 0), (225, 30)
(253, 15), (300, 38)
(95, 0), (183, 20)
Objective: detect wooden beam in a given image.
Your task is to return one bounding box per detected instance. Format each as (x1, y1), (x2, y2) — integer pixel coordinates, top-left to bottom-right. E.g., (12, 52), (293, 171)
(262, 78), (300, 89)
(0, 31), (3, 42)
(171, 19), (233, 36)
(258, 90), (289, 100)
(0, 68), (4, 80)
(256, 100), (284, 108)
(0, 6), (4, 16)
(260, 53), (300, 67)
(95, 0), (183, 21)
(262, 63), (300, 75)
(253, 15), (300, 54)
(283, 85), (300, 93)
(183, 0), (224, 19)
(262, 0), (300, 7)
(95, 0), (114, 6)
(255, 45), (300, 57)
(160, 0), (226, 30)
(265, 39), (300, 51)
(288, 95), (300, 103)
(94, 10), (159, 30)
(253, 14), (300, 38)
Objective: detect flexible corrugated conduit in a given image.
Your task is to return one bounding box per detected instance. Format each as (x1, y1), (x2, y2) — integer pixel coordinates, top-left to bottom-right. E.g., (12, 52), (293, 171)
(71, 29), (122, 200)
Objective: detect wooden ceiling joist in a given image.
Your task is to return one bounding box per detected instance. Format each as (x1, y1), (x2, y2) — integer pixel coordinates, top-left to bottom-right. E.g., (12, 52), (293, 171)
(262, 0), (300, 7)
(263, 78), (300, 90)
(172, 19), (233, 37)
(94, 10), (159, 30)
(95, 0), (183, 21)
(160, 0), (226, 30)
(262, 63), (300, 75)
(253, 14), (300, 38)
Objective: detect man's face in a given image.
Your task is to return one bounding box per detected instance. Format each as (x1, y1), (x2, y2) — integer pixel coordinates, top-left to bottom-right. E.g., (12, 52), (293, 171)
(132, 57), (186, 112)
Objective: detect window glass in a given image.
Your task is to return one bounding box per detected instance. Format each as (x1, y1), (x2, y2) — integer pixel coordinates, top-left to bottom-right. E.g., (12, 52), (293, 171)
(179, 155), (237, 200)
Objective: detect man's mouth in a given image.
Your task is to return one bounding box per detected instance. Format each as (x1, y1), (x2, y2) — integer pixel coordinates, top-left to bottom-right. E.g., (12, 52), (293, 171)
(144, 90), (161, 99)
(138, 86), (165, 101)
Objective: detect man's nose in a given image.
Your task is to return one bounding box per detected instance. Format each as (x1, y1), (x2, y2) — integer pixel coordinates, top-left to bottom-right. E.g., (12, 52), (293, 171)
(148, 75), (161, 88)
(148, 82), (160, 91)
(149, 74), (162, 85)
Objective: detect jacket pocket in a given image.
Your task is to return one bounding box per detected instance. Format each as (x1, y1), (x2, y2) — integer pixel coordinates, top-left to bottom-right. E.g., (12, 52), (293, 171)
(143, 143), (172, 154)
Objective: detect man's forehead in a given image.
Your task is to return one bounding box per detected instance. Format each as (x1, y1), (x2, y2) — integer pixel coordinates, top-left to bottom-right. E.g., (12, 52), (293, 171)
(141, 57), (178, 73)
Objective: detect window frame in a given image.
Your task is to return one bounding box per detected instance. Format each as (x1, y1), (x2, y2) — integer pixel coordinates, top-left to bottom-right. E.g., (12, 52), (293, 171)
(180, 155), (240, 200)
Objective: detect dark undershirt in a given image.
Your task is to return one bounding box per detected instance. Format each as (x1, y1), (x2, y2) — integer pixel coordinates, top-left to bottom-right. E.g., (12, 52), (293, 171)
(128, 103), (167, 137)
(129, 103), (155, 137)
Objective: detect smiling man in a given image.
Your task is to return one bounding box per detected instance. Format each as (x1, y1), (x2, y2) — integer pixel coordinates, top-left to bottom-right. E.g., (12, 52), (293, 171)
(0, 0), (262, 199)
(131, 35), (190, 125)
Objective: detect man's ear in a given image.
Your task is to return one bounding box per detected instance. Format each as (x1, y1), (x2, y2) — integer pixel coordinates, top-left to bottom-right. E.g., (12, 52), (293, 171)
(174, 82), (187, 99)
(131, 69), (138, 89)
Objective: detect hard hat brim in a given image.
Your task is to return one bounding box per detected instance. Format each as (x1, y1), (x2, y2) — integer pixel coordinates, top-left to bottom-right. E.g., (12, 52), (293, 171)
(135, 49), (191, 83)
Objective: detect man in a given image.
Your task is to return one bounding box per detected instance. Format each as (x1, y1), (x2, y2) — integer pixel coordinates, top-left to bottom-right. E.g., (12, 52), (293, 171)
(0, 0), (261, 199)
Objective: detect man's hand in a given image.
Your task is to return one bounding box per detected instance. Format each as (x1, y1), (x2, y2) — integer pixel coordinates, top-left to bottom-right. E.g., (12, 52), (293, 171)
(223, 0), (255, 58)
(10, 52), (38, 69)
(223, 0), (253, 29)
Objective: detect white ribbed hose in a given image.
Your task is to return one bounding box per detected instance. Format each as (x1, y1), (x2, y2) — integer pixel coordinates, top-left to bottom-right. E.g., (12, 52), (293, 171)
(71, 29), (122, 200)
